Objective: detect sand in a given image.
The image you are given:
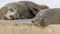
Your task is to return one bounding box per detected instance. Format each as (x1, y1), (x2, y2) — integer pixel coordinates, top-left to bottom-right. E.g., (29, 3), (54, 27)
(0, 23), (60, 34)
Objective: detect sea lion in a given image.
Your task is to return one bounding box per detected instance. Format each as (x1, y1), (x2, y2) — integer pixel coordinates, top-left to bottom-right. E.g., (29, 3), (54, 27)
(0, 1), (49, 20)
(32, 8), (60, 27)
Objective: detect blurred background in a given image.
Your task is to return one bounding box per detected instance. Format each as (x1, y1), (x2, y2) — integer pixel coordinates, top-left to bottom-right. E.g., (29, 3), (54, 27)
(0, 0), (60, 9)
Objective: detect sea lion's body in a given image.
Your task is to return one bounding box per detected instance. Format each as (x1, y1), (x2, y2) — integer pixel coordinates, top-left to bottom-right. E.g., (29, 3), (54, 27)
(32, 8), (60, 26)
(0, 1), (49, 20)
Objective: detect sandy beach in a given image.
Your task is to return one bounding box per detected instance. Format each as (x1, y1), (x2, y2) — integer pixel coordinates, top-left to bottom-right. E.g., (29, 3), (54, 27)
(0, 21), (60, 34)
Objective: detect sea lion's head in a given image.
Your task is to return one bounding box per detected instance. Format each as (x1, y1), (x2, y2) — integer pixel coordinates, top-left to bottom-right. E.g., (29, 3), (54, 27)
(0, 6), (20, 20)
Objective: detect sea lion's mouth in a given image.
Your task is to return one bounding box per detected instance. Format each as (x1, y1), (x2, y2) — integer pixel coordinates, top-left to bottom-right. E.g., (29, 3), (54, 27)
(4, 16), (19, 20)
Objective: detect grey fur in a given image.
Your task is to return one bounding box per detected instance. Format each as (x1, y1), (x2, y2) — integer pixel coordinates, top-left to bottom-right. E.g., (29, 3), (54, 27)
(32, 8), (60, 27)
(0, 1), (49, 20)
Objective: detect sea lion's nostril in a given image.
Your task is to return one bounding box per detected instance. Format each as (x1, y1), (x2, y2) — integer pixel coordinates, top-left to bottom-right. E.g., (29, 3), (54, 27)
(9, 15), (14, 20)
(10, 15), (13, 17)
